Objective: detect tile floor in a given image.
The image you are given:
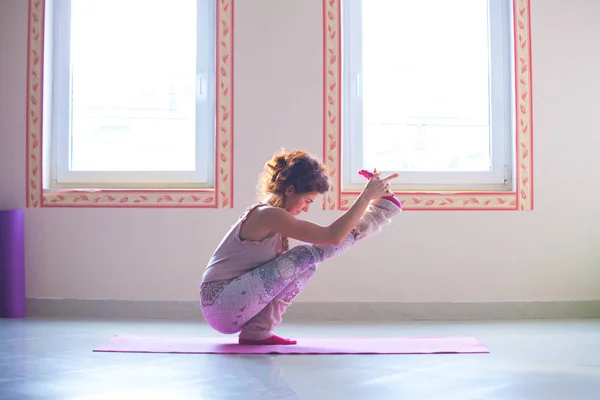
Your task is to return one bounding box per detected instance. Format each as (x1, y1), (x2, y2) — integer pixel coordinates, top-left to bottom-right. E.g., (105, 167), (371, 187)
(1, 318), (599, 399)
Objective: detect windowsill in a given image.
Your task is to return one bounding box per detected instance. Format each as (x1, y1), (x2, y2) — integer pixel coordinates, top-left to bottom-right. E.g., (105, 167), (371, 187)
(332, 189), (519, 211)
(39, 188), (220, 207)
(43, 187), (216, 192)
(342, 182), (513, 193)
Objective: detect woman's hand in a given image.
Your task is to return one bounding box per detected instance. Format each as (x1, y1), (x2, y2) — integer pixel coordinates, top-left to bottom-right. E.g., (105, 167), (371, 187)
(360, 171), (400, 200)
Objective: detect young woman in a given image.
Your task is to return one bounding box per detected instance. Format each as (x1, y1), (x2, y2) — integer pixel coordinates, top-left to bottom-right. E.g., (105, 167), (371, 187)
(200, 150), (401, 345)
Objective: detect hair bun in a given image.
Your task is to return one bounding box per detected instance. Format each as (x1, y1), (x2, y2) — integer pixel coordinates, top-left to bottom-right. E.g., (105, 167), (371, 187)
(268, 154), (288, 182)
(275, 154), (288, 169)
(258, 149), (330, 201)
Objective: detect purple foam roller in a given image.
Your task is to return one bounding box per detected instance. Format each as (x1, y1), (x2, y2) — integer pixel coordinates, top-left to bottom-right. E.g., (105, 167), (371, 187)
(0, 210), (25, 318)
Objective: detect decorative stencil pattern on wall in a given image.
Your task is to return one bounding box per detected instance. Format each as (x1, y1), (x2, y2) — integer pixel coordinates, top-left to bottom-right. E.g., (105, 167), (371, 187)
(26, 0), (234, 208)
(322, 0), (533, 211)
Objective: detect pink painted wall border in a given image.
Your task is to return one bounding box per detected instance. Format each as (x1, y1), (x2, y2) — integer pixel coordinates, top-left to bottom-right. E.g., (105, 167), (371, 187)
(514, 0), (534, 211)
(26, 0), (45, 209)
(25, 0), (234, 209)
(323, 0), (534, 211)
(322, 0), (343, 211)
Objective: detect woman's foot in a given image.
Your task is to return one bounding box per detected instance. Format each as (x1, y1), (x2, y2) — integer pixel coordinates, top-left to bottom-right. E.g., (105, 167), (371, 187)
(353, 169), (402, 239)
(238, 298), (294, 345)
(354, 198), (400, 239)
(239, 334), (297, 345)
(358, 169), (402, 209)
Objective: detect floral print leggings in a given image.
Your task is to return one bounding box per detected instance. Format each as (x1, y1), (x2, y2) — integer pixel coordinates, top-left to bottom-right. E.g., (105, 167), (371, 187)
(200, 231), (358, 335)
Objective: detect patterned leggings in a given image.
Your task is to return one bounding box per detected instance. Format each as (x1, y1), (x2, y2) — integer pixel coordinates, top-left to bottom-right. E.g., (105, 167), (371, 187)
(200, 232), (358, 337)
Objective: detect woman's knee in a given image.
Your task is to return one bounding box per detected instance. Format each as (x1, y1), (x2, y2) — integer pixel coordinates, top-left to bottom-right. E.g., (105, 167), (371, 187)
(287, 244), (321, 264)
(304, 263), (317, 276)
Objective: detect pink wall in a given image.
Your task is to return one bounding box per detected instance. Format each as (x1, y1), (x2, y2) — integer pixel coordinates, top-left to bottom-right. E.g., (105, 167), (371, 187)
(0, 0), (599, 303)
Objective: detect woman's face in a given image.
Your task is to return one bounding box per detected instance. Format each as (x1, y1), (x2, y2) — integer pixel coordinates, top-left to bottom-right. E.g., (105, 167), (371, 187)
(284, 187), (320, 216)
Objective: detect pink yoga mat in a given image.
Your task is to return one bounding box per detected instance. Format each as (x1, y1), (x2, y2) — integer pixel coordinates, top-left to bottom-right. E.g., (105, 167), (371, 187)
(93, 335), (489, 355)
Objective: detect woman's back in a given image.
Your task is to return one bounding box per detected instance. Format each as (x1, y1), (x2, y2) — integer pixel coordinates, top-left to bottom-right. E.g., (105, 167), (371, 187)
(202, 204), (283, 283)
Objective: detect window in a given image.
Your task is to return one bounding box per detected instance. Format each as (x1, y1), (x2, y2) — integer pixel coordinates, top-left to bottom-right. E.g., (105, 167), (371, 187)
(52, 0), (214, 188)
(26, 0), (234, 207)
(323, 0), (533, 210)
(343, 0), (513, 192)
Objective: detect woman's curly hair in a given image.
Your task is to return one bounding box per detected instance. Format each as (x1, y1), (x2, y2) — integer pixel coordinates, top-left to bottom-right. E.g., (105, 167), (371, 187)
(257, 149), (331, 251)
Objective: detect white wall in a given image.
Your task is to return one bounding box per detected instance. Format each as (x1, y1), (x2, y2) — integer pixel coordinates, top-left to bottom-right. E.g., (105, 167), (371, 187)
(0, 0), (598, 303)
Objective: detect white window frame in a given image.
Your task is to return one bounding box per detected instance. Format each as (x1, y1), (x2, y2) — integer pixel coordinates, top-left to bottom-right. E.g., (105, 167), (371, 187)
(342, 0), (515, 192)
(50, 0), (216, 189)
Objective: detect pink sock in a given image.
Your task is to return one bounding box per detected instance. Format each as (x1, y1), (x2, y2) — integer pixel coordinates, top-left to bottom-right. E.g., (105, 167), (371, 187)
(238, 335), (297, 345)
(358, 169), (402, 208)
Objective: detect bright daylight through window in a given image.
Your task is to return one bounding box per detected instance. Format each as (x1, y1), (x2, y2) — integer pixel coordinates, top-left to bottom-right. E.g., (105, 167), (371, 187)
(50, 0), (215, 189)
(343, 0), (514, 191)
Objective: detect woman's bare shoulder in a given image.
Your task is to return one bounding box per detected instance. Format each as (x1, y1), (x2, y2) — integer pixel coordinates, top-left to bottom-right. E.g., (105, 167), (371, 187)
(239, 204), (286, 241)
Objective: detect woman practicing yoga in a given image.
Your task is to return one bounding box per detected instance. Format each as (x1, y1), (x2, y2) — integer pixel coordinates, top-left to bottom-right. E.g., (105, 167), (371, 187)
(200, 150), (402, 345)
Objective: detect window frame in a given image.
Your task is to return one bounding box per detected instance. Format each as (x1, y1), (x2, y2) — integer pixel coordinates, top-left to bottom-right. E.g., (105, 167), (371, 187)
(323, 0), (534, 210)
(26, 0), (234, 208)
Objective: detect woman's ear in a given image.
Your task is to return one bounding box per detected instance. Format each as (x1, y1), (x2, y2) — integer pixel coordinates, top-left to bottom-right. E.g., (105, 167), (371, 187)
(285, 185), (295, 197)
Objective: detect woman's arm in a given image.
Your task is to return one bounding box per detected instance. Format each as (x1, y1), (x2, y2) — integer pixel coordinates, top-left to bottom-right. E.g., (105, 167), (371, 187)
(258, 172), (398, 246)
